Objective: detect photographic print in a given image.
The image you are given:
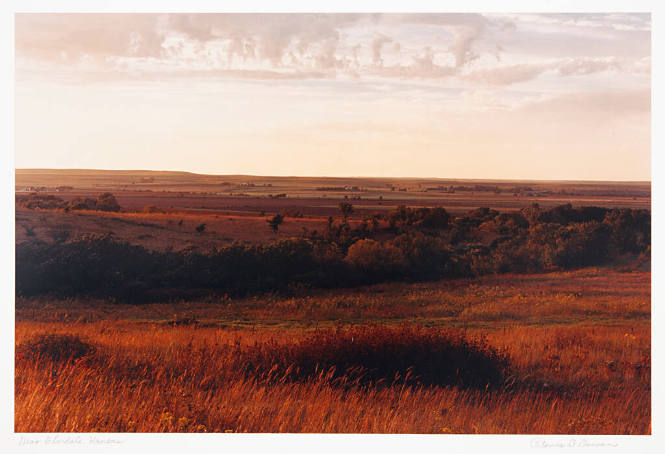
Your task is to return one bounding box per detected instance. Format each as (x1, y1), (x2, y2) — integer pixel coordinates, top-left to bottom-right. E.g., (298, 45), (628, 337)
(13, 11), (651, 435)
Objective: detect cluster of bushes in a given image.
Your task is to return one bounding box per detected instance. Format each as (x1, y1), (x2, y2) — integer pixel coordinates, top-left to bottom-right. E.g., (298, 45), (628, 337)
(312, 202), (649, 275)
(16, 235), (160, 299)
(16, 235), (348, 301)
(16, 192), (121, 212)
(345, 234), (455, 281)
(474, 204), (650, 274)
(386, 206), (451, 230)
(15, 203), (649, 302)
(16, 194), (67, 210)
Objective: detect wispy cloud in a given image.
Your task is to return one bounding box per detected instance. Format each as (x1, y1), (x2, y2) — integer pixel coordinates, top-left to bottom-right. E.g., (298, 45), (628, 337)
(16, 13), (649, 85)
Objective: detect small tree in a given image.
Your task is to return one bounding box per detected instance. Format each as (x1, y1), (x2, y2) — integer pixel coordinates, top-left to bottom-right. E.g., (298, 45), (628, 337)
(370, 214), (381, 232)
(195, 223), (206, 233)
(522, 203), (542, 226)
(338, 202), (354, 222)
(267, 214), (284, 232)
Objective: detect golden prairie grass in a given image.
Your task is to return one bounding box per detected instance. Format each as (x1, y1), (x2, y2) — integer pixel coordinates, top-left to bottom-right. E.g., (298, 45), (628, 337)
(14, 269), (650, 434)
(14, 322), (649, 433)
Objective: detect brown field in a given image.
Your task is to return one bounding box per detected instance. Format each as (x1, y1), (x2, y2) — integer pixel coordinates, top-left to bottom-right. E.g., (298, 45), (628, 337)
(15, 169), (651, 249)
(15, 170), (651, 214)
(15, 208), (342, 250)
(14, 169), (651, 434)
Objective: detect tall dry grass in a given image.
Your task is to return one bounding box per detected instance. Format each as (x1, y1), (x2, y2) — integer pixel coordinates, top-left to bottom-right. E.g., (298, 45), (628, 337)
(15, 269), (650, 433)
(15, 321), (649, 434)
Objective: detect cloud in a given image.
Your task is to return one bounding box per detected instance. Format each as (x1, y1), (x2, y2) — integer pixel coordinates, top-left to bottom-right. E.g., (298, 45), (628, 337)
(15, 13), (499, 75)
(461, 57), (649, 86)
(632, 57), (651, 74)
(557, 57), (622, 76)
(371, 34), (393, 66)
(370, 62), (456, 80)
(15, 13), (165, 64)
(388, 13), (494, 68)
(448, 25), (482, 67)
(15, 13), (650, 87)
(520, 90), (651, 116)
(165, 13), (360, 68)
(463, 64), (548, 86)
(499, 13), (650, 32)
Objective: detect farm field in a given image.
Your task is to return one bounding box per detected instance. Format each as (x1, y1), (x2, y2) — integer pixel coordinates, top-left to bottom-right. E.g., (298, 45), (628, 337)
(15, 170), (651, 215)
(14, 169), (651, 249)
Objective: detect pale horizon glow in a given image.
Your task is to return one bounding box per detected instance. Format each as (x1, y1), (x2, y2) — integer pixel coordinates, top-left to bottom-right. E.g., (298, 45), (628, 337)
(14, 13), (651, 181)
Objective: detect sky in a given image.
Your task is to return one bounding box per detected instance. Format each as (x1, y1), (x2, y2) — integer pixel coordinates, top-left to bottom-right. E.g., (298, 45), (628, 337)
(14, 13), (651, 181)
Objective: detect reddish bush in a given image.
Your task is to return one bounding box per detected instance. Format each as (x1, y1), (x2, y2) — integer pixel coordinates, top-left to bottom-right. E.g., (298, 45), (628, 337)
(239, 325), (509, 389)
(16, 334), (96, 363)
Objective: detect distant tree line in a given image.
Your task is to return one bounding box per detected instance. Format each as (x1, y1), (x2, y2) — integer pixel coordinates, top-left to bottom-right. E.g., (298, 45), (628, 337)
(16, 192), (121, 212)
(15, 203), (650, 303)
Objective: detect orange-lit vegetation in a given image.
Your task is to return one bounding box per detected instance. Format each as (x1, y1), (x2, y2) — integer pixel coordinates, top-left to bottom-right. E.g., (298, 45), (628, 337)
(15, 269), (650, 433)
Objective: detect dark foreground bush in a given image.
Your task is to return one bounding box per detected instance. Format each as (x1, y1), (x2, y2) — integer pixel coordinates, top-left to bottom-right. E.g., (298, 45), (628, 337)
(239, 325), (510, 389)
(16, 334), (96, 363)
(15, 235), (160, 301)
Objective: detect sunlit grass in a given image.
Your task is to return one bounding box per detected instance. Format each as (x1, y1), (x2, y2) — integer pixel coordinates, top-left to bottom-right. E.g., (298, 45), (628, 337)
(15, 322), (649, 433)
(16, 268), (650, 326)
(14, 269), (650, 433)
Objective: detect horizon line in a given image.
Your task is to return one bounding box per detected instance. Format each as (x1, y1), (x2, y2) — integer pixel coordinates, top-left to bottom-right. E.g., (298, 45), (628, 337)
(14, 167), (653, 184)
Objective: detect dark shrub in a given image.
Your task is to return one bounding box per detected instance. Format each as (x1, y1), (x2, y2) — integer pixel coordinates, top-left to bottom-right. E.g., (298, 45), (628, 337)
(67, 197), (96, 210)
(267, 214), (284, 232)
(95, 193), (121, 212)
(521, 203), (542, 226)
(416, 207), (451, 229)
(16, 334), (96, 363)
(465, 207), (499, 224)
(386, 206), (451, 231)
(603, 209), (651, 255)
(16, 193), (67, 210)
(16, 235), (345, 301)
(550, 222), (612, 268)
(491, 212), (528, 235)
(486, 236), (537, 274)
(240, 325), (510, 389)
(538, 204), (610, 225)
(390, 232), (451, 279)
(15, 235), (160, 300)
(338, 202), (354, 220)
